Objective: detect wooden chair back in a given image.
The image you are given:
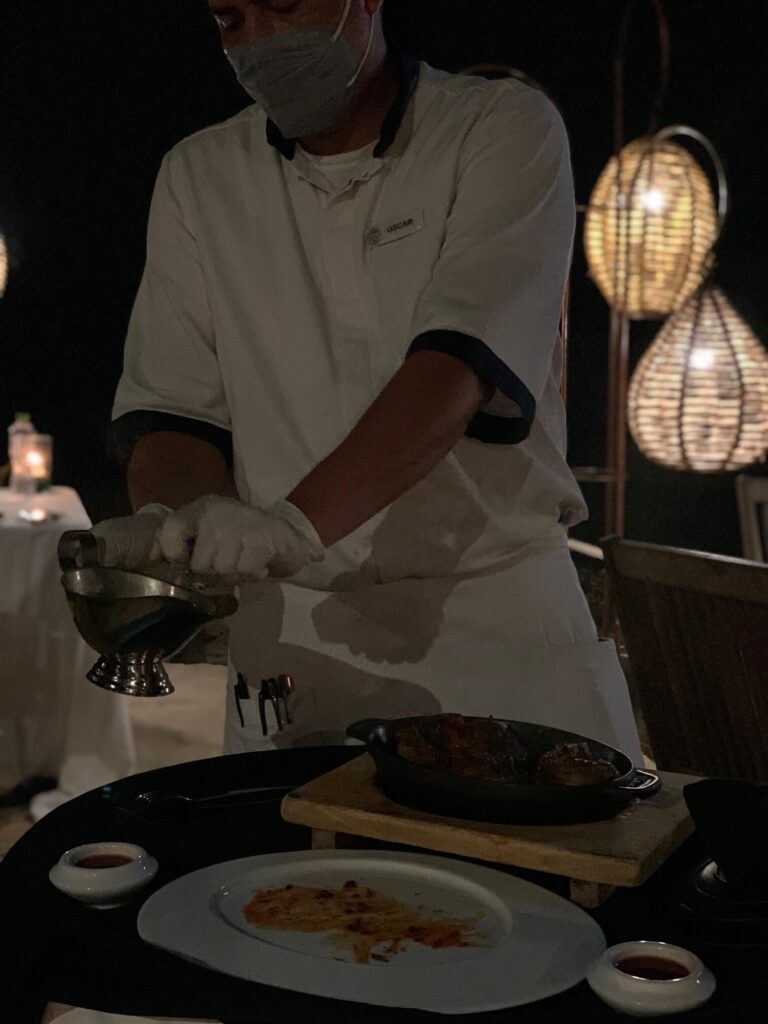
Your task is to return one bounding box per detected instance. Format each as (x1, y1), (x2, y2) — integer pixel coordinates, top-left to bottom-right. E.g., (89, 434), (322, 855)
(601, 536), (768, 781)
(736, 475), (768, 563)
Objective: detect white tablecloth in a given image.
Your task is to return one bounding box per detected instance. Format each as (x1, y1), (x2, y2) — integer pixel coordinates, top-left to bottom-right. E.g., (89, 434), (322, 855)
(0, 487), (135, 809)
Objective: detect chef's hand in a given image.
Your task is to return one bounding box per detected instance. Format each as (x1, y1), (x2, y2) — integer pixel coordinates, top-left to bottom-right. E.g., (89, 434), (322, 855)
(91, 504), (171, 569)
(152, 496), (325, 582)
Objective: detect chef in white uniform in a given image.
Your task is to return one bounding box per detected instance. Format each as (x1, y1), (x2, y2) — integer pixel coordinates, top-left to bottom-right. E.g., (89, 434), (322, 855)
(54, 4), (640, 1021)
(96, 0), (643, 766)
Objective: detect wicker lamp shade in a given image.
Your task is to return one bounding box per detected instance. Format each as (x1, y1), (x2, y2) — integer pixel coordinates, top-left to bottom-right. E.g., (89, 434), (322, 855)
(584, 135), (720, 319)
(628, 287), (768, 472)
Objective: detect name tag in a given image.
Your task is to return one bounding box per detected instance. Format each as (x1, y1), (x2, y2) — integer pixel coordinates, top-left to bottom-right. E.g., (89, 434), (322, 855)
(365, 211), (425, 248)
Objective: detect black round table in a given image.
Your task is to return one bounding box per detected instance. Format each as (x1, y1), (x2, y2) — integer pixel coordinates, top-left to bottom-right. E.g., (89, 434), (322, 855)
(1, 748), (764, 1023)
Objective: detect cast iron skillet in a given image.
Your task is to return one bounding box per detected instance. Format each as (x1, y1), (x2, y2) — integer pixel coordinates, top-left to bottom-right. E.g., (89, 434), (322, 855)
(347, 716), (660, 826)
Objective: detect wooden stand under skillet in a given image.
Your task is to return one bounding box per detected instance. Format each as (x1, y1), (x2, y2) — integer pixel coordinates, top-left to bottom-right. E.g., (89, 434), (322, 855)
(281, 754), (700, 908)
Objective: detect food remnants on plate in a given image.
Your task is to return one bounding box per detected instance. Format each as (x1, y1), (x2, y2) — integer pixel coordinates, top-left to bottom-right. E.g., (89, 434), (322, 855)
(242, 879), (483, 964)
(396, 714), (620, 786)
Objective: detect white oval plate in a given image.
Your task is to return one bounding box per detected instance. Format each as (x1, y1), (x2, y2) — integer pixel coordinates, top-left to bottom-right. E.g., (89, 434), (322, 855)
(137, 850), (605, 1015)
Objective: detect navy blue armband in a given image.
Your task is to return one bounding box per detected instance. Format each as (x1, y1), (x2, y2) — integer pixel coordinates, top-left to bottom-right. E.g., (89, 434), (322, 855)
(107, 411), (233, 466)
(407, 330), (536, 444)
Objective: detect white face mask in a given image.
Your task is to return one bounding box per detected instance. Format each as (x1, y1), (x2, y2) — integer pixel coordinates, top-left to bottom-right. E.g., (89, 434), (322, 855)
(225, 0), (376, 140)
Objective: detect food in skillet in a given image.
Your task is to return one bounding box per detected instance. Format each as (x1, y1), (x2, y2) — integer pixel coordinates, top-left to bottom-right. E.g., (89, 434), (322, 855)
(536, 742), (619, 786)
(242, 879), (483, 964)
(395, 714), (619, 786)
(396, 714), (528, 782)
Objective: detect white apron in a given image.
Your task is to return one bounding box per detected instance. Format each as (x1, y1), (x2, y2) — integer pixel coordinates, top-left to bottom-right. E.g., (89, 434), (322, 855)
(225, 536), (642, 764)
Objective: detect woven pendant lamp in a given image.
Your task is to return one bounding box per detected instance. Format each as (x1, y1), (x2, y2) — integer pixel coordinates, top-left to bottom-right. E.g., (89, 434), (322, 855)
(628, 287), (768, 472)
(584, 127), (726, 320)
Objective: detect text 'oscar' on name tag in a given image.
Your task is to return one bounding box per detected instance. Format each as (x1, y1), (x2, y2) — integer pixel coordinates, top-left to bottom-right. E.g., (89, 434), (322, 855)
(365, 211), (425, 248)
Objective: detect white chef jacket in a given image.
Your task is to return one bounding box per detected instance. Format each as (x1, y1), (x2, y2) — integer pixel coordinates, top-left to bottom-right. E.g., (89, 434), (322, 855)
(112, 57), (587, 589)
(110, 55), (641, 765)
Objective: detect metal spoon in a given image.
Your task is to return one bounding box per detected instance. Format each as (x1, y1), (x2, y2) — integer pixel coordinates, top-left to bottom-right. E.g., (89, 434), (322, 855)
(135, 785), (294, 807)
(116, 784), (295, 824)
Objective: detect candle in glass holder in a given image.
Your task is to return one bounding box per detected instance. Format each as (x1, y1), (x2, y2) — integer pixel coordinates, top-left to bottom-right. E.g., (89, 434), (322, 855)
(24, 449), (47, 478)
(12, 434), (53, 495)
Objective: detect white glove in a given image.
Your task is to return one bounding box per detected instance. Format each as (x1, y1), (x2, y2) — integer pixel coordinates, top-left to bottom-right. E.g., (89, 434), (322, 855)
(91, 504), (171, 569)
(152, 496), (325, 582)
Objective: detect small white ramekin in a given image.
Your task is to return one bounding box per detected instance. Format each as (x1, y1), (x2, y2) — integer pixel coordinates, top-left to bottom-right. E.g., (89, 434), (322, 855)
(49, 842), (158, 909)
(587, 940), (716, 1017)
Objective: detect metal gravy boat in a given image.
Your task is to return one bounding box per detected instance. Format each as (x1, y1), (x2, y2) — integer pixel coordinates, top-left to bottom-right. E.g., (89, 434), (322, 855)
(58, 531), (238, 697)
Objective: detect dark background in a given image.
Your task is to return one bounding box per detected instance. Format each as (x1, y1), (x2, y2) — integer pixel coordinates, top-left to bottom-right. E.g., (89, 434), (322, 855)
(1, 0), (766, 552)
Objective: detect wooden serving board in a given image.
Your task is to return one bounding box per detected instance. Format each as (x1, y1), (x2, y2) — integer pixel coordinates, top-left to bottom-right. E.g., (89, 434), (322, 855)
(281, 755), (700, 908)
